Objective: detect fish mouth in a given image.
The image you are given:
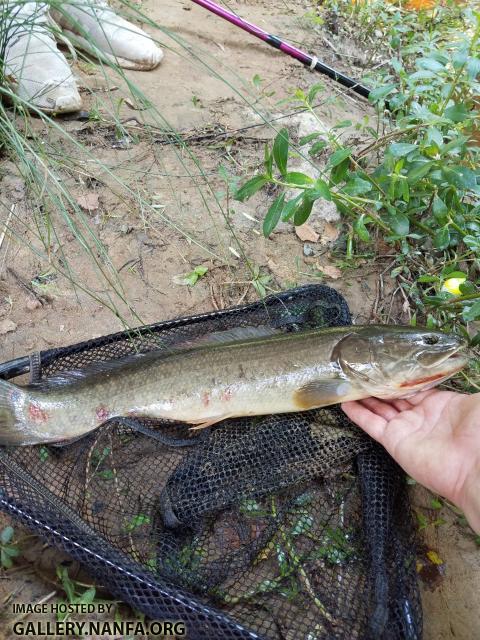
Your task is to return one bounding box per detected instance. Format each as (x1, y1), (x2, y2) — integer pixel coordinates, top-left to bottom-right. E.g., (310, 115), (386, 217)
(400, 351), (469, 389)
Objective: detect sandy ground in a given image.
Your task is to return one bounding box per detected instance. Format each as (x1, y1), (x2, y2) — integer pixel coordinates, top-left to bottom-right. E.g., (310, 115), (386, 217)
(0, 0), (478, 637)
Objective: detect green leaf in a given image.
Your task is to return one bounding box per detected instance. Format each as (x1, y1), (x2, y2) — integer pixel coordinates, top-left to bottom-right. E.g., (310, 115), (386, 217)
(1, 550), (13, 569)
(331, 120), (353, 130)
(308, 139), (327, 156)
(452, 50), (468, 69)
(431, 498), (443, 510)
(79, 588), (96, 605)
(276, 545), (288, 576)
(464, 235), (480, 252)
(263, 193), (285, 237)
(299, 132), (320, 146)
(369, 84), (396, 103)
(386, 211), (410, 236)
(442, 166), (479, 192)
(175, 266), (208, 287)
(57, 567), (75, 602)
(292, 514), (314, 536)
(39, 447), (49, 462)
(99, 469), (115, 480)
(310, 179), (332, 201)
(432, 196), (448, 219)
(463, 301), (480, 322)
(406, 162), (434, 183)
(0, 527), (14, 545)
(460, 281), (477, 295)
(281, 194), (303, 221)
(426, 127), (444, 148)
(283, 172), (314, 186)
(417, 275), (438, 283)
(235, 175), (268, 202)
(470, 332), (480, 348)
(2, 546), (19, 557)
(389, 143), (418, 157)
(307, 83), (325, 104)
(467, 56), (480, 80)
(125, 514), (151, 532)
(444, 103), (469, 123)
(327, 148), (352, 169)
(264, 144), (273, 178)
(442, 269), (466, 279)
(433, 226), (450, 250)
(330, 158), (350, 185)
(293, 195), (315, 226)
(342, 176), (372, 196)
(417, 58), (445, 73)
(409, 70), (436, 81)
(252, 73), (262, 88)
(400, 179), (410, 203)
(273, 128), (289, 175)
(354, 214), (370, 242)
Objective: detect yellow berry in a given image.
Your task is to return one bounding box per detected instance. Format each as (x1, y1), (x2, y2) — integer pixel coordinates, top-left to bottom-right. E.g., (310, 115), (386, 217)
(442, 277), (466, 295)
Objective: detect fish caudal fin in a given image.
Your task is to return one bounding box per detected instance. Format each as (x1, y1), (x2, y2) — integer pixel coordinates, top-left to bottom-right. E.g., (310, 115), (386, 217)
(0, 379), (28, 445)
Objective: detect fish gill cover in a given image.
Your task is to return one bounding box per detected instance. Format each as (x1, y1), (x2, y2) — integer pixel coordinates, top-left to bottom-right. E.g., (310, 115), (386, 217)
(0, 285), (421, 639)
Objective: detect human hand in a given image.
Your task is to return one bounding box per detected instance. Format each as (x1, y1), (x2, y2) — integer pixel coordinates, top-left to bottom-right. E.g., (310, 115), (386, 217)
(342, 390), (480, 534)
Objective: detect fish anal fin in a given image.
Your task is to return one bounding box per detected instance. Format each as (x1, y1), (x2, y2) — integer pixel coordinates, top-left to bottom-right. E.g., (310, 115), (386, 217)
(188, 414), (233, 430)
(294, 379), (352, 409)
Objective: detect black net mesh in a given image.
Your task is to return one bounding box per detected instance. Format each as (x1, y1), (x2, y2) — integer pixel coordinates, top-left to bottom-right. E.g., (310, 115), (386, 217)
(0, 284), (422, 639)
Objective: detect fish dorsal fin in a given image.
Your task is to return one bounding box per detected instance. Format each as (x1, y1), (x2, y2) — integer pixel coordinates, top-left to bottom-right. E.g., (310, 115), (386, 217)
(29, 325), (280, 391)
(186, 325), (280, 347)
(28, 351), (152, 391)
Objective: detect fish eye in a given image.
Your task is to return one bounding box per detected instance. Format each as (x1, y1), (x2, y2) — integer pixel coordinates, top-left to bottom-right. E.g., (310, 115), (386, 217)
(424, 335), (439, 346)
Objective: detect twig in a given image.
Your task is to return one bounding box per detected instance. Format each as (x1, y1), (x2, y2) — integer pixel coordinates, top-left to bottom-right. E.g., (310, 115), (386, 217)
(398, 284), (412, 321)
(6, 267), (47, 305)
(209, 282), (220, 311)
(0, 204), (14, 252)
(386, 286), (401, 323)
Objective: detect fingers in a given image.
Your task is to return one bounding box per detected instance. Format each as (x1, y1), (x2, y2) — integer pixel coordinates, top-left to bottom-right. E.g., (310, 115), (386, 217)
(360, 397), (399, 421)
(341, 401), (388, 442)
(398, 389), (438, 406)
(390, 399), (413, 412)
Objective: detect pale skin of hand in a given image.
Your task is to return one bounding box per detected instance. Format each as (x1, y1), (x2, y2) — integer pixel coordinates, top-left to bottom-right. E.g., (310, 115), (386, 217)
(342, 389), (480, 534)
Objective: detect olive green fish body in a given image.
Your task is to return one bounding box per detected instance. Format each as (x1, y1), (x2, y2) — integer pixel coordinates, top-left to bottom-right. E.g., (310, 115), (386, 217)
(0, 325), (467, 445)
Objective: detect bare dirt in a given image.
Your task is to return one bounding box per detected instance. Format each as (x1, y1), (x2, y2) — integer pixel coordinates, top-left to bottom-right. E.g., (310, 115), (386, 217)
(0, 0), (478, 638)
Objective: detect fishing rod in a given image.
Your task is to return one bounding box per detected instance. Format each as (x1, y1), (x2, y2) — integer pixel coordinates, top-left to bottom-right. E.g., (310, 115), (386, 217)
(190, 0), (373, 102)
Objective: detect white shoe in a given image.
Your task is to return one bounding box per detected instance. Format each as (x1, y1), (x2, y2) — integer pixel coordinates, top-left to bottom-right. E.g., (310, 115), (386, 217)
(53, 0), (163, 71)
(3, 2), (82, 113)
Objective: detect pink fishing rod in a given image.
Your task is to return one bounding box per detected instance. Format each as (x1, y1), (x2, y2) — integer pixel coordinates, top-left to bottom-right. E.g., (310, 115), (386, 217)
(190, 0), (372, 101)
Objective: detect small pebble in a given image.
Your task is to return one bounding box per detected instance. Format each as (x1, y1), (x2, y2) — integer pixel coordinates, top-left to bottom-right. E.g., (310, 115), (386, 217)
(303, 243), (315, 257)
(0, 319), (17, 335)
(26, 299), (42, 312)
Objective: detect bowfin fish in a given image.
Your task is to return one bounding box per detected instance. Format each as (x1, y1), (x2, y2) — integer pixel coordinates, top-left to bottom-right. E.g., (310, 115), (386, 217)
(0, 324), (468, 445)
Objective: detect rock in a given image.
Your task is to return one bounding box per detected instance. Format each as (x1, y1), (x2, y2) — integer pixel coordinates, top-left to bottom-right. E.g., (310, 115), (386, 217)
(296, 223), (319, 243)
(76, 192), (99, 212)
(26, 299), (42, 312)
(303, 243), (315, 257)
(0, 319), (17, 335)
(319, 264), (342, 280)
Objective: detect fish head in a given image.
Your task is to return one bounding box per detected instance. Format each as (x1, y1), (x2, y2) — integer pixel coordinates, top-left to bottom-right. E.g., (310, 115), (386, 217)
(333, 326), (468, 398)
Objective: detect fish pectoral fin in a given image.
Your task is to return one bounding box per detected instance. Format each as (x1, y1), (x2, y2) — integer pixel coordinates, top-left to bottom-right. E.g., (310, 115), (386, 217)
(294, 379), (352, 409)
(188, 414), (233, 430)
